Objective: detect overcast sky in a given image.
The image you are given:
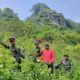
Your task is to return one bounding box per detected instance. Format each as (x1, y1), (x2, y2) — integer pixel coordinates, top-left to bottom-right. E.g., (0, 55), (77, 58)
(0, 0), (80, 22)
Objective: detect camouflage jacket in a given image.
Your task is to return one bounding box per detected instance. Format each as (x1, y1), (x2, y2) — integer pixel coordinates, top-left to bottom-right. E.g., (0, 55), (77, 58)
(61, 59), (71, 70)
(0, 43), (25, 61)
(55, 59), (72, 71)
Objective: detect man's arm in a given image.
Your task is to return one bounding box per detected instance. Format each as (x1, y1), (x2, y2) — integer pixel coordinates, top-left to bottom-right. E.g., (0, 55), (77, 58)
(0, 42), (10, 49)
(55, 62), (62, 69)
(49, 51), (55, 63)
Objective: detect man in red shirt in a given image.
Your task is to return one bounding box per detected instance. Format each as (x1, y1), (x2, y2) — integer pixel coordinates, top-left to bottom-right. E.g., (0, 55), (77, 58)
(42, 44), (55, 74)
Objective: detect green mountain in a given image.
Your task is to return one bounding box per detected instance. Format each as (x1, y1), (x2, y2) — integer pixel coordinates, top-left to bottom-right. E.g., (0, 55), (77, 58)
(0, 8), (24, 36)
(29, 3), (80, 29)
(0, 8), (19, 21)
(0, 3), (80, 34)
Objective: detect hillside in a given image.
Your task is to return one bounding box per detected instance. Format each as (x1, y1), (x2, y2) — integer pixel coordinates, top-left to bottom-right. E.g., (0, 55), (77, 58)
(0, 3), (80, 35)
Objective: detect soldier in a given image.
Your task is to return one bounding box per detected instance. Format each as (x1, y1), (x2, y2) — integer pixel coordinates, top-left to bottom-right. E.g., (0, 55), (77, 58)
(35, 43), (43, 62)
(55, 54), (71, 72)
(0, 36), (25, 71)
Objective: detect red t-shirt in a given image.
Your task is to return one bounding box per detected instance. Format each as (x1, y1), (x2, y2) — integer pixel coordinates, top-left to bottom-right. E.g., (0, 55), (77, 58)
(42, 49), (55, 63)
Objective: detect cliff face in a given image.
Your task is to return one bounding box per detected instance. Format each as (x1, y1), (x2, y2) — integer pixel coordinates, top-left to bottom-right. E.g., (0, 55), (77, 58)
(29, 3), (80, 29)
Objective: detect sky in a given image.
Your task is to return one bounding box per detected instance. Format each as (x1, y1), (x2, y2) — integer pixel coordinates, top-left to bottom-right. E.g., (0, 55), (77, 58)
(0, 0), (80, 22)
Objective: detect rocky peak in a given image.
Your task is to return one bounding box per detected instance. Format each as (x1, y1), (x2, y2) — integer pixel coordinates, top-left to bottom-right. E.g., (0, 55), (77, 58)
(30, 3), (73, 28)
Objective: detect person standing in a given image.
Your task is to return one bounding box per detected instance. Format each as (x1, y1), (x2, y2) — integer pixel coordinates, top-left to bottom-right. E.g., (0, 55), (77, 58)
(42, 44), (55, 74)
(0, 36), (25, 71)
(35, 43), (43, 62)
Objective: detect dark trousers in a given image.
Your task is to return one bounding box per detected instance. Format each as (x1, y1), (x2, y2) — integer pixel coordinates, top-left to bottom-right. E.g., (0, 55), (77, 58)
(48, 63), (53, 74)
(16, 59), (22, 71)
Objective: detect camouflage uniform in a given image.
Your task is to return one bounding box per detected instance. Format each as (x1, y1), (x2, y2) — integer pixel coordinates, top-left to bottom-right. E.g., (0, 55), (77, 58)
(0, 43), (25, 71)
(61, 59), (71, 71)
(55, 59), (71, 71)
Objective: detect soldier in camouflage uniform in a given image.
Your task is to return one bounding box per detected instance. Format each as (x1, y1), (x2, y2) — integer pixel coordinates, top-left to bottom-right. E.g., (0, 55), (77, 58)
(0, 37), (25, 71)
(55, 54), (71, 72)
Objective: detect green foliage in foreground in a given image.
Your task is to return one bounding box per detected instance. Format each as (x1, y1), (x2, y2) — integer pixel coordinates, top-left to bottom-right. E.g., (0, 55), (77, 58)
(0, 25), (80, 80)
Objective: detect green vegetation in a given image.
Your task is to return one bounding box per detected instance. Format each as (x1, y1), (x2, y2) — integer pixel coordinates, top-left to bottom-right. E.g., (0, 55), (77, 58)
(0, 3), (80, 80)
